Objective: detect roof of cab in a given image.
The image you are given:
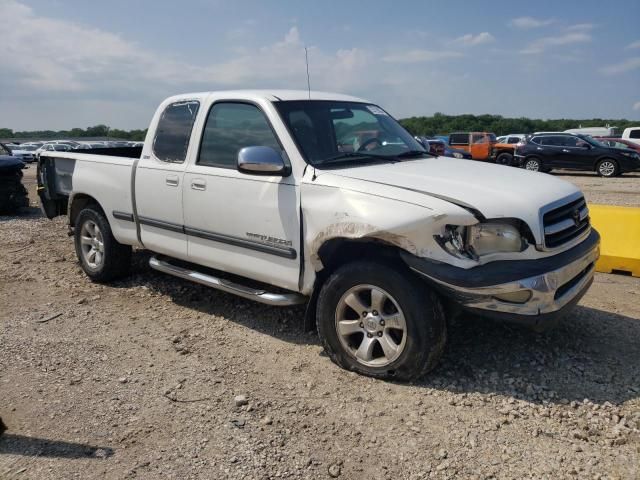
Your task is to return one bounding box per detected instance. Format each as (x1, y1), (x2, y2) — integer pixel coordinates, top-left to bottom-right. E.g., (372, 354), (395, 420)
(164, 90), (370, 104)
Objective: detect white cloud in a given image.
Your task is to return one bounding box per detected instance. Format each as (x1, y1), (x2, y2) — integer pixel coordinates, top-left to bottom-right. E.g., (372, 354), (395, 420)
(0, 1), (373, 98)
(509, 17), (555, 29)
(600, 57), (640, 76)
(626, 40), (640, 49)
(566, 23), (595, 31)
(521, 32), (591, 54)
(382, 49), (463, 64)
(452, 32), (495, 47)
(634, 101), (640, 111)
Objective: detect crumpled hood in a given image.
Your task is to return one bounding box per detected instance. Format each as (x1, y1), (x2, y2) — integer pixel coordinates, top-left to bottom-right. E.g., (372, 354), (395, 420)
(316, 157), (581, 240)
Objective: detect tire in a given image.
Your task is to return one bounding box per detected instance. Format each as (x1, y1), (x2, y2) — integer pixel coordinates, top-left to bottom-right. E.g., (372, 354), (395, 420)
(524, 157), (542, 172)
(596, 159), (619, 177)
(74, 207), (131, 282)
(316, 261), (446, 380)
(496, 152), (513, 166)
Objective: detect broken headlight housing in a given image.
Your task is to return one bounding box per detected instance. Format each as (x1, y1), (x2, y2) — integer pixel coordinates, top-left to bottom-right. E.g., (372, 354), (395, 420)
(438, 221), (527, 259)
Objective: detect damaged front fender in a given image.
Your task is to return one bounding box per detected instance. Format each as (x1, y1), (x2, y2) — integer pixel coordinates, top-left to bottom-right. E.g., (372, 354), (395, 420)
(300, 170), (478, 294)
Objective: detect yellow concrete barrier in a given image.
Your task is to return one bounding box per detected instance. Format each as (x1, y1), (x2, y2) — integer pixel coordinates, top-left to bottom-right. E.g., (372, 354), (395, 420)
(589, 204), (640, 277)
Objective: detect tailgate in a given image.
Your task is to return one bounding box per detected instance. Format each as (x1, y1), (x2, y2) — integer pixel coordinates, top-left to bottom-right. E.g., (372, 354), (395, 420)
(37, 154), (76, 219)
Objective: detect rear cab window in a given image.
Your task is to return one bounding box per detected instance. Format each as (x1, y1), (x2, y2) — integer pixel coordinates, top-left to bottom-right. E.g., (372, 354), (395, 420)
(153, 101), (200, 163)
(449, 133), (469, 145)
(630, 129), (640, 139)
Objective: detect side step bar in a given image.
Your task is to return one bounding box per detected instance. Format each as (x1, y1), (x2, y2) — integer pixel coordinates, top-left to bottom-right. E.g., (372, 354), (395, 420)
(149, 256), (307, 307)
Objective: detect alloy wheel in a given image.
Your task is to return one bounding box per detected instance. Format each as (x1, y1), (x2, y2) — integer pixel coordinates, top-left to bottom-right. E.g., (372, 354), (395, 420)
(598, 161), (615, 177)
(525, 160), (540, 171)
(79, 220), (104, 269)
(335, 285), (407, 367)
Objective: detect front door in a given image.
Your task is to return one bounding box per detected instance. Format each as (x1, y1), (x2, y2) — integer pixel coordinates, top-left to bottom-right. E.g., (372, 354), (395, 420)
(135, 100), (200, 259)
(562, 136), (597, 170)
(182, 101), (301, 291)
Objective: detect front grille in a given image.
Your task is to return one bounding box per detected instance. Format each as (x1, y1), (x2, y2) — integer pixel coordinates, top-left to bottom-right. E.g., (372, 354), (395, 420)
(543, 196), (590, 248)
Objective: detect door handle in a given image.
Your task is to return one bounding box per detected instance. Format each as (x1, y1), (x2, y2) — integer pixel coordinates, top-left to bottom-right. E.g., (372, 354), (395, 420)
(191, 179), (206, 191)
(562, 149), (570, 153)
(536, 147), (543, 150)
(165, 175), (179, 187)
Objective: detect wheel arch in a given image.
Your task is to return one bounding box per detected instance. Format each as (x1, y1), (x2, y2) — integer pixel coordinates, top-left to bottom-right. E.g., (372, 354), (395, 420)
(303, 237), (409, 332)
(68, 193), (105, 227)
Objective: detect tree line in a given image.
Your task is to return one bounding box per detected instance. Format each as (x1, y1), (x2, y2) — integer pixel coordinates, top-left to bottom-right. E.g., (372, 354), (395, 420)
(0, 125), (147, 141)
(1, 113), (637, 141)
(399, 113), (637, 137)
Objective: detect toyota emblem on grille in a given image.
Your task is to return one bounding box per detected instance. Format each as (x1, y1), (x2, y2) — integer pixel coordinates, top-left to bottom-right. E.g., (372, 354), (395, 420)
(572, 209), (581, 226)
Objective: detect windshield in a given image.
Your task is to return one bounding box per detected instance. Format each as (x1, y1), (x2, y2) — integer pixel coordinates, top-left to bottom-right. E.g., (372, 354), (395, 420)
(275, 100), (426, 166)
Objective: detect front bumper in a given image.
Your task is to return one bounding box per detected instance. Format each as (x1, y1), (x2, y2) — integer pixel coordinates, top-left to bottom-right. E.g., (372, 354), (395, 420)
(402, 230), (600, 329)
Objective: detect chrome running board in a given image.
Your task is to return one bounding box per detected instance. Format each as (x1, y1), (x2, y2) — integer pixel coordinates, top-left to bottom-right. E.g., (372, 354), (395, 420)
(149, 256), (306, 307)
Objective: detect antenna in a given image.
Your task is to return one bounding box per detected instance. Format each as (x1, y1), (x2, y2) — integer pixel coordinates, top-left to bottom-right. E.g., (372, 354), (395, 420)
(305, 46), (311, 99)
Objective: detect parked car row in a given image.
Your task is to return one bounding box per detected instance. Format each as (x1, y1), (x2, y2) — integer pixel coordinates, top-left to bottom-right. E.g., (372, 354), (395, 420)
(415, 126), (640, 178)
(5, 140), (144, 162)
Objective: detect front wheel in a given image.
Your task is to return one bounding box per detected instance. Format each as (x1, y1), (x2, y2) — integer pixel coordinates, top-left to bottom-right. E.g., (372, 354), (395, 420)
(74, 207), (131, 282)
(316, 261), (446, 380)
(596, 159), (619, 177)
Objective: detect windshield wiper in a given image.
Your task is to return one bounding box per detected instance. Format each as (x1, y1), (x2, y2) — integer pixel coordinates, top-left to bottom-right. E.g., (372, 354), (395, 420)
(395, 150), (433, 158)
(318, 152), (397, 166)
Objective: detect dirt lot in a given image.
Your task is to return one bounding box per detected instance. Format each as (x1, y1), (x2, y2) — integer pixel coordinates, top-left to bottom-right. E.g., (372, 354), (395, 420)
(1, 166), (638, 479)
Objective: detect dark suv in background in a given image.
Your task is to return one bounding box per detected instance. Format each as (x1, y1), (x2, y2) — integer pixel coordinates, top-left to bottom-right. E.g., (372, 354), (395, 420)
(514, 133), (640, 177)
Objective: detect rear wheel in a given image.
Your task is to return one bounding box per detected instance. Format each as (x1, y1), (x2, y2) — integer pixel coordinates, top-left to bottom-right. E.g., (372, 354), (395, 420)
(524, 157), (542, 172)
(496, 152), (513, 166)
(596, 159), (619, 177)
(74, 207), (131, 282)
(316, 261), (446, 380)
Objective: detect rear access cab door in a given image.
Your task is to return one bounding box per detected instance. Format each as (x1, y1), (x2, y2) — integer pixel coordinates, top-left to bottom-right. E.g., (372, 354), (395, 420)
(135, 99), (201, 259)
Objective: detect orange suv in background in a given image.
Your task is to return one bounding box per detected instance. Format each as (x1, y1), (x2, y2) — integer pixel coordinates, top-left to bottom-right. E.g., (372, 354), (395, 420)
(447, 132), (497, 160)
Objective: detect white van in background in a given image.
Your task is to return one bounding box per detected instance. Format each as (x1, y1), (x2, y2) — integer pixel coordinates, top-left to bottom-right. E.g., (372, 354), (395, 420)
(564, 126), (618, 137)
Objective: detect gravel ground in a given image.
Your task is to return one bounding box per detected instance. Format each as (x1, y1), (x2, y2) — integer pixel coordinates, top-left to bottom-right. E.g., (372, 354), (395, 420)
(553, 171), (640, 208)
(0, 166), (638, 479)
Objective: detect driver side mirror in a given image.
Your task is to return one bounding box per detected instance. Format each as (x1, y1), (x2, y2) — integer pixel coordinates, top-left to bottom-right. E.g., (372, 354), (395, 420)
(237, 146), (290, 176)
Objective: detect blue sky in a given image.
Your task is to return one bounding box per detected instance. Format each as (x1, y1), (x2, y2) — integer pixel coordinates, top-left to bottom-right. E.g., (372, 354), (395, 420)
(1, 0), (639, 130)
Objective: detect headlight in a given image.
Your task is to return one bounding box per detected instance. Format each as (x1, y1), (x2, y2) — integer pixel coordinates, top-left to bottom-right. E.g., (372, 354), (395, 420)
(453, 152), (463, 159)
(467, 222), (524, 256)
(438, 222), (526, 259)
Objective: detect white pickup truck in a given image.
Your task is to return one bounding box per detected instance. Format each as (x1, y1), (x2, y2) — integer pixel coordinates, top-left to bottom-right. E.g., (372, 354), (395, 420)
(38, 90), (599, 379)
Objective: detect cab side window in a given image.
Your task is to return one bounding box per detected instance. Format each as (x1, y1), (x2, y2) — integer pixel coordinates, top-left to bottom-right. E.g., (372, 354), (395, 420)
(472, 133), (486, 144)
(198, 102), (282, 168)
(153, 101), (200, 163)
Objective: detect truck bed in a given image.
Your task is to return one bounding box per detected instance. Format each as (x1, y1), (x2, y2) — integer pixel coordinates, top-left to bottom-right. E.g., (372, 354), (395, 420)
(38, 146), (141, 219)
